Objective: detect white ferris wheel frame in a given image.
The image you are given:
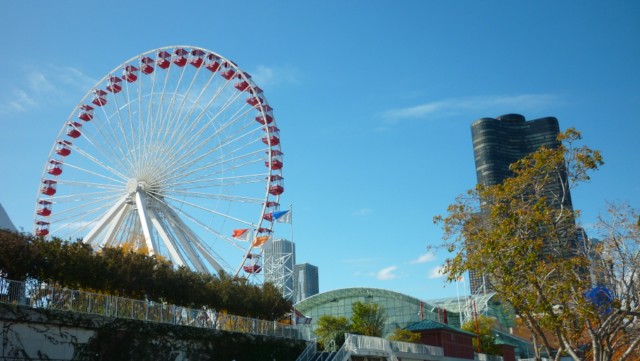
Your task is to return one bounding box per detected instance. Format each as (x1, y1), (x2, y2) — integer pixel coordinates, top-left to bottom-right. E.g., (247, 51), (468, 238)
(33, 45), (284, 278)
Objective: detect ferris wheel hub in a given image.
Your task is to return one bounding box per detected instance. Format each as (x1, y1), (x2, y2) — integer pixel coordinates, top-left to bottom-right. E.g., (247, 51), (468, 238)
(126, 178), (148, 194)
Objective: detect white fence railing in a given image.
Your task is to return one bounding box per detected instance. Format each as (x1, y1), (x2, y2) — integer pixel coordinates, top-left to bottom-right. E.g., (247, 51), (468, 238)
(0, 277), (312, 341)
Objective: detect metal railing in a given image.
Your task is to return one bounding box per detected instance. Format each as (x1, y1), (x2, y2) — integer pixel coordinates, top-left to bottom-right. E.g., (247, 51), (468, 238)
(295, 341), (318, 361)
(0, 277), (312, 341)
(328, 334), (352, 361)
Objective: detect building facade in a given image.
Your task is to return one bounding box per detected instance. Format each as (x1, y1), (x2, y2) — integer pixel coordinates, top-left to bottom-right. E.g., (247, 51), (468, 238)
(263, 238), (295, 301)
(469, 114), (574, 294)
(293, 263), (319, 303)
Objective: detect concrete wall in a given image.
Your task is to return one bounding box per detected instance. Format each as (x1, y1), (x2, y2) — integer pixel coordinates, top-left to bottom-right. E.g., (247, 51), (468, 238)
(0, 303), (306, 361)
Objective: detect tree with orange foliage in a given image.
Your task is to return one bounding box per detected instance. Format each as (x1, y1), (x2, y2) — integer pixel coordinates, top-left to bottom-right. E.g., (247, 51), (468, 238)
(436, 129), (639, 361)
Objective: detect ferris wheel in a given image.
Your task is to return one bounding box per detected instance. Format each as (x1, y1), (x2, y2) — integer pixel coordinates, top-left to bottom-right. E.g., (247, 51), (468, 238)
(34, 46), (285, 278)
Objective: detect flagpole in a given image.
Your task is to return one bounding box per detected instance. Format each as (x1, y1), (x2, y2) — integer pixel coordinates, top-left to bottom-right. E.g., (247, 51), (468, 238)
(288, 204), (295, 322)
(289, 204), (294, 244)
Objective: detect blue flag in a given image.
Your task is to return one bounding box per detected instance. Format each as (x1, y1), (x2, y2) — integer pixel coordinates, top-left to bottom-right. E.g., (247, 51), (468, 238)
(272, 210), (292, 223)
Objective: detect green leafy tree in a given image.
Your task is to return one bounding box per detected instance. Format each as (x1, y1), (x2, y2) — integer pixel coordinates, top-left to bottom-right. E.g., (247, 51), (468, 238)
(315, 315), (351, 350)
(0, 230), (291, 321)
(351, 301), (386, 337)
(314, 301), (388, 351)
(435, 129), (639, 361)
(388, 328), (421, 343)
(0, 230), (36, 280)
(461, 315), (501, 355)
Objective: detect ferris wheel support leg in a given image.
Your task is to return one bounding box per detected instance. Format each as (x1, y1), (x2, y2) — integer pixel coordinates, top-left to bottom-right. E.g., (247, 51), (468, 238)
(146, 206), (186, 268)
(83, 197), (128, 247)
(103, 203), (129, 247)
(135, 191), (157, 255)
(162, 204), (221, 273)
(190, 237), (226, 274)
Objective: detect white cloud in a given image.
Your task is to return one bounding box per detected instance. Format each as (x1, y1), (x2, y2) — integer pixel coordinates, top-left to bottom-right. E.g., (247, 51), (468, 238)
(411, 252), (436, 264)
(4, 89), (38, 113)
(0, 65), (96, 115)
(376, 266), (398, 280)
(250, 64), (299, 88)
(381, 94), (561, 122)
(27, 71), (56, 94)
(352, 208), (373, 217)
(428, 266), (445, 279)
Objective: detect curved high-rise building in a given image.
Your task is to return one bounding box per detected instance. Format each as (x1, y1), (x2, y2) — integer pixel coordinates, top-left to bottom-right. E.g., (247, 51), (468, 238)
(469, 114), (575, 294)
(471, 113), (561, 187)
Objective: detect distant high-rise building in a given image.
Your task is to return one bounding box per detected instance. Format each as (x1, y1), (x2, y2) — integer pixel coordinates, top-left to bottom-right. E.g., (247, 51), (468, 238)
(263, 238), (295, 301)
(469, 114), (574, 294)
(293, 263), (319, 303)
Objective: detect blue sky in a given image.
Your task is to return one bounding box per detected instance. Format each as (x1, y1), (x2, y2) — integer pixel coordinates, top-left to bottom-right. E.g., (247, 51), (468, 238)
(1, 1), (638, 301)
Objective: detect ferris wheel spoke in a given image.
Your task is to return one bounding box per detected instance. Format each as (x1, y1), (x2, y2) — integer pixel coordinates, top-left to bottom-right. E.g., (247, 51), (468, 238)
(162, 198), (250, 252)
(47, 187), (124, 202)
(145, 77), (259, 180)
(171, 87), (251, 158)
(168, 173), (268, 189)
(89, 103), (139, 172)
(72, 123), (134, 177)
(147, 208), (189, 269)
(160, 203), (229, 271)
(97, 92), (136, 168)
(159, 157), (265, 192)
(154, 203), (211, 272)
(101, 204), (133, 248)
(153, 63), (190, 146)
(159, 72), (236, 153)
(160, 107), (259, 179)
(68, 143), (130, 180)
(158, 127), (265, 185)
(48, 193), (122, 218)
(150, 68), (178, 156)
(62, 163), (128, 186)
(168, 173), (267, 189)
(48, 206), (119, 231)
(107, 212), (140, 248)
(166, 191), (264, 204)
(158, 148), (264, 187)
(152, 67), (245, 160)
(159, 66), (206, 140)
(158, 192), (254, 228)
(83, 195), (129, 246)
(47, 199), (123, 227)
(49, 201), (119, 240)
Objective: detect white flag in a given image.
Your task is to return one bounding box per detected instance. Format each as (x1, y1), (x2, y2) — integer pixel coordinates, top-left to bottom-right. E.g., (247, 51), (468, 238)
(273, 210), (292, 223)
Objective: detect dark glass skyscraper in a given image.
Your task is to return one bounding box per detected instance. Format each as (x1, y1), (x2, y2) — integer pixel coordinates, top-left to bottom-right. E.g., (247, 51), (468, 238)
(469, 114), (573, 294)
(472, 113), (561, 187)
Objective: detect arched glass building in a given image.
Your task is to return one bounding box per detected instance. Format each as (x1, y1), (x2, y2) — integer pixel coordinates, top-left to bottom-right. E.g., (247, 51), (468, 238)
(294, 287), (462, 336)
(294, 287), (529, 357)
